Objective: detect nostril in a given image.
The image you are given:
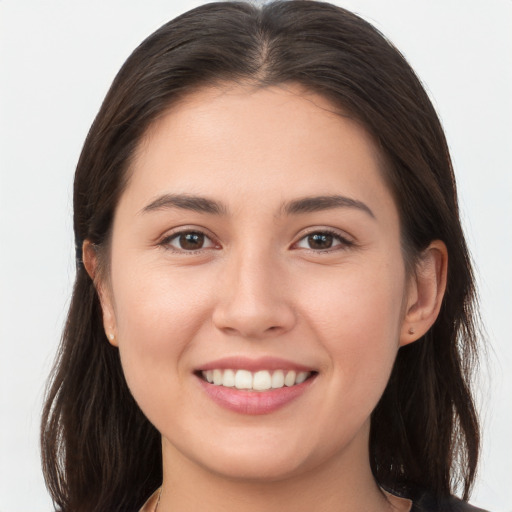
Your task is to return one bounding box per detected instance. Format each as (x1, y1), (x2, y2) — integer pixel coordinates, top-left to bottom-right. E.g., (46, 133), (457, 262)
(212, 298), (297, 339)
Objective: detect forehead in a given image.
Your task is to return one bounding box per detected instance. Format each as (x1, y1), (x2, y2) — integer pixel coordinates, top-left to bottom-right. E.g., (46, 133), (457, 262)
(133, 83), (379, 168)
(120, 83), (396, 223)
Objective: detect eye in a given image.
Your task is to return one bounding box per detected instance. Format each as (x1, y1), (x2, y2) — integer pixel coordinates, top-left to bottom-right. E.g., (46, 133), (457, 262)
(162, 230), (216, 252)
(294, 230), (352, 251)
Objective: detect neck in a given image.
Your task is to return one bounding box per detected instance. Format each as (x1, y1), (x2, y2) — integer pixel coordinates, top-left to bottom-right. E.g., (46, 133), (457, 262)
(157, 428), (408, 512)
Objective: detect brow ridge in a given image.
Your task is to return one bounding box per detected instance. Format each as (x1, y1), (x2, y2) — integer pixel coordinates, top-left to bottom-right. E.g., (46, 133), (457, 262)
(140, 193), (374, 219)
(283, 195), (375, 218)
(140, 194), (227, 215)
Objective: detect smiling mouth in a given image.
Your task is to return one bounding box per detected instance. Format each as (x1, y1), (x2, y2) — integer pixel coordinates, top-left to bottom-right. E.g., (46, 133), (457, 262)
(198, 369), (316, 391)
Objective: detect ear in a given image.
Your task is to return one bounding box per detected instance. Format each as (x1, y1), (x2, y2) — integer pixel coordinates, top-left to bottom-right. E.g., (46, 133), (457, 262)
(82, 240), (118, 347)
(400, 240), (448, 346)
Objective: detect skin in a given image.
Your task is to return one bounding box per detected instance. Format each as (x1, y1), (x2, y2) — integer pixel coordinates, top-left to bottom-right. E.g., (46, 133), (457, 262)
(84, 83), (447, 512)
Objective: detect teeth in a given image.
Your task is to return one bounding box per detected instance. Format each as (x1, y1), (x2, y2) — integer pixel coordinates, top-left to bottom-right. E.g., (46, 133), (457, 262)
(235, 369), (253, 389)
(284, 370), (296, 387)
(253, 370), (272, 391)
(201, 369), (312, 391)
(213, 369), (223, 385)
(223, 369), (235, 387)
(271, 370), (285, 388)
(296, 371), (309, 384)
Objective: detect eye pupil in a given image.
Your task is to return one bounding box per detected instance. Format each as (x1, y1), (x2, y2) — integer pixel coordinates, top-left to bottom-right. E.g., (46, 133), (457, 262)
(179, 232), (204, 250)
(308, 233), (333, 249)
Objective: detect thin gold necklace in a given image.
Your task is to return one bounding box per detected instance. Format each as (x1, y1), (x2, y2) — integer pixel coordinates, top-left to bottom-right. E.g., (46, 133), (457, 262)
(153, 485), (411, 511)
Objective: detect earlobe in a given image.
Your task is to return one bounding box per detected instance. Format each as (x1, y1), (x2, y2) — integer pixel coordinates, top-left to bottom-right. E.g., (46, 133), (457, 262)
(82, 240), (118, 347)
(400, 240), (448, 346)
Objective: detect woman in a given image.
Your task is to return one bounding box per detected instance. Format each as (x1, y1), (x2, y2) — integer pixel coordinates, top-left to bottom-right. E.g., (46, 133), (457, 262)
(41, 1), (486, 511)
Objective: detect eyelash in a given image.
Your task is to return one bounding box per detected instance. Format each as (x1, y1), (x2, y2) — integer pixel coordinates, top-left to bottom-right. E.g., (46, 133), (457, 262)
(159, 229), (218, 254)
(293, 229), (354, 253)
(158, 228), (354, 254)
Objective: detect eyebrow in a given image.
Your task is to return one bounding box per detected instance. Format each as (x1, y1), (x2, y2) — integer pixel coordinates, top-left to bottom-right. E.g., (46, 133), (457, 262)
(140, 194), (227, 215)
(140, 193), (375, 219)
(283, 195), (375, 219)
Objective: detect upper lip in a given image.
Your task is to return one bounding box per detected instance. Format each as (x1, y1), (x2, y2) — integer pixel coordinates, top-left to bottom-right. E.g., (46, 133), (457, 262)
(197, 356), (315, 373)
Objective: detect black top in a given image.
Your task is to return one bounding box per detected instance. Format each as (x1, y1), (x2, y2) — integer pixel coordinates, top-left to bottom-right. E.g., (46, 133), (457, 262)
(411, 491), (489, 512)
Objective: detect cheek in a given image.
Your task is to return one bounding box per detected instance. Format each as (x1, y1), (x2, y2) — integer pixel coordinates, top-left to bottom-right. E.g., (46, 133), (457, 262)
(110, 264), (213, 391)
(300, 259), (405, 395)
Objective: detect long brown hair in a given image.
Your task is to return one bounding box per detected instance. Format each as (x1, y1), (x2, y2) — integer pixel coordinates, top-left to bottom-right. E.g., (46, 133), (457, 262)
(41, 2), (481, 510)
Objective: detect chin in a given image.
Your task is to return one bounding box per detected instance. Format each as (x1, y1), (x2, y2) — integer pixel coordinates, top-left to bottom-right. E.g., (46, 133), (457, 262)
(163, 428), (316, 483)
(199, 451), (309, 483)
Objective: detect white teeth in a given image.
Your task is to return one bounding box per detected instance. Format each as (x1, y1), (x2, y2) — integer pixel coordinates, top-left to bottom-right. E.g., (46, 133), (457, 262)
(284, 370), (296, 387)
(235, 369), (253, 390)
(201, 368), (312, 391)
(271, 369), (285, 388)
(296, 371), (309, 384)
(223, 369), (235, 387)
(253, 370), (272, 391)
(213, 369), (223, 385)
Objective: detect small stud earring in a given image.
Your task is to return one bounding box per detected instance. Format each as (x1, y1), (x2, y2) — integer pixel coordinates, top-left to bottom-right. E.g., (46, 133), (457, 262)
(408, 327), (415, 335)
(108, 333), (115, 341)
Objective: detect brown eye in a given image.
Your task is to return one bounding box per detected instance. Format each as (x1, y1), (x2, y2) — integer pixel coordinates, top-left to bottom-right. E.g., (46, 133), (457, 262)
(307, 233), (334, 250)
(295, 230), (352, 252)
(179, 232), (205, 250)
(164, 231), (215, 251)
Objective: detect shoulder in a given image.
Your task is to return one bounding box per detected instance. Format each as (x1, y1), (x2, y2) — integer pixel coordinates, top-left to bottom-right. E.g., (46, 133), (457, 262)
(138, 487), (161, 512)
(411, 492), (489, 512)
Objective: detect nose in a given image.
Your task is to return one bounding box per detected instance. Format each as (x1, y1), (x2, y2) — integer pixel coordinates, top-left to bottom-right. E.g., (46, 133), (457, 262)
(212, 249), (297, 340)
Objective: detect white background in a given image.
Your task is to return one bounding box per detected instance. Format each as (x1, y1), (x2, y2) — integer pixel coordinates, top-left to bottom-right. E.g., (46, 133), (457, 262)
(0, 1), (510, 511)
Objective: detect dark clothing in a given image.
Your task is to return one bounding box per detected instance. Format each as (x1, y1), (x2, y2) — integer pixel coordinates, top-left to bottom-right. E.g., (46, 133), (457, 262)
(411, 491), (489, 512)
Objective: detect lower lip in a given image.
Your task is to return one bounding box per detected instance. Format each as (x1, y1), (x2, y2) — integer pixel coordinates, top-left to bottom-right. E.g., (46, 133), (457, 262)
(197, 375), (316, 415)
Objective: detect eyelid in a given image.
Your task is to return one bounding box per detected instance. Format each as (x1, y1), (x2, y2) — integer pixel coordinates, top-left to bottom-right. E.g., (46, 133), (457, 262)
(158, 226), (220, 253)
(292, 227), (355, 251)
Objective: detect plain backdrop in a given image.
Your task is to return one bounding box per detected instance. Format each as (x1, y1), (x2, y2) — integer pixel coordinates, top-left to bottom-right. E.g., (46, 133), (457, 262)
(0, 1), (510, 511)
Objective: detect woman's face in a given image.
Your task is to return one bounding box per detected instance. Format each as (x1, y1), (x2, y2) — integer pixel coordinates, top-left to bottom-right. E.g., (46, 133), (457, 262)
(100, 84), (416, 481)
